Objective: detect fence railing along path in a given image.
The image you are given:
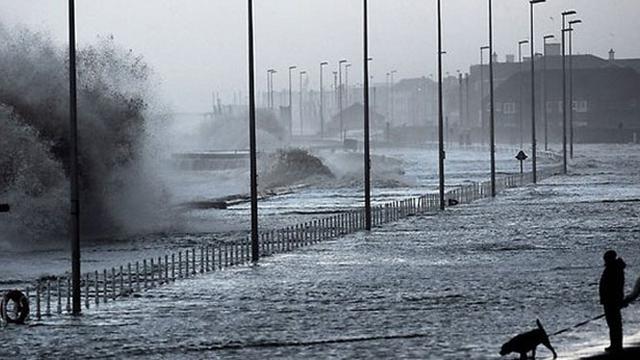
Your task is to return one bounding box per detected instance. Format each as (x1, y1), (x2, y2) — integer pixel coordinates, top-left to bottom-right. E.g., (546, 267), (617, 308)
(18, 157), (564, 320)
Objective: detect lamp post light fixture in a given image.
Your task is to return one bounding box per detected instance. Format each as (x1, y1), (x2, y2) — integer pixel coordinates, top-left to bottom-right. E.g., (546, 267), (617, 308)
(568, 19), (582, 159)
(288, 65), (297, 137)
(542, 34), (554, 151)
(518, 39), (529, 149)
(561, 10), (577, 174)
(529, 0), (546, 184)
(320, 61), (329, 138)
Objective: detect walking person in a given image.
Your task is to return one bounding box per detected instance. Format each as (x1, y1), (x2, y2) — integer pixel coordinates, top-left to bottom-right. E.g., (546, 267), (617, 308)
(599, 250), (626, 353)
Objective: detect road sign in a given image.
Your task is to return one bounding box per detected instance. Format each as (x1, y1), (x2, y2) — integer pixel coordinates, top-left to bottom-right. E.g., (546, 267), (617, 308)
(516, 150), (528, 161)
(516, 151), (528, 174)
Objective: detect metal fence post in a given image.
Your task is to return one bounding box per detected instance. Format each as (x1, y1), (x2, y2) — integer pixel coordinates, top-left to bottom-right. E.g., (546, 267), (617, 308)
(185, 250), (190, 277)
(103, 269), (108, 303)
(55, 277), (61, 314)
(111, 267), (116, 300)
(95, 270), (100, 305)
(66, 276), (71, 313)
(84, 273), (90, 309)
(143, 259), (148, 289)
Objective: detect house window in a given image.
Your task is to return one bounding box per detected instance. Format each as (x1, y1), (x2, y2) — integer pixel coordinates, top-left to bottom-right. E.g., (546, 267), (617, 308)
(574, 100), (588, 113)
(503, 102), (516, 114)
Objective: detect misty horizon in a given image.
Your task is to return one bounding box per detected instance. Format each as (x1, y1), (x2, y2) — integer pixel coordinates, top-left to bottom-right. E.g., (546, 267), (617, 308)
(1, 0), (639, 112)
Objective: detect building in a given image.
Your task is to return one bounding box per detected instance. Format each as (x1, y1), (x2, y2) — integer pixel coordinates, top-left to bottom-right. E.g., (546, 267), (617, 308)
(466, 48), (640, 144)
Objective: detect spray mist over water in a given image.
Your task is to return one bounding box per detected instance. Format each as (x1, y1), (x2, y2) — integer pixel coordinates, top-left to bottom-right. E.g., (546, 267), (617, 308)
(0, 24), (175, 248)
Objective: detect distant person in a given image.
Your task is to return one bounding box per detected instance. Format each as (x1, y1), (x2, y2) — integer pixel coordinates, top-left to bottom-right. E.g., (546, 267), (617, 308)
(599, 250), (626, 353)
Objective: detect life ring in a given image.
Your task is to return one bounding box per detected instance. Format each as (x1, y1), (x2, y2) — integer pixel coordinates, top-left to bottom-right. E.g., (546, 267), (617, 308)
(1, 290), (30, 325)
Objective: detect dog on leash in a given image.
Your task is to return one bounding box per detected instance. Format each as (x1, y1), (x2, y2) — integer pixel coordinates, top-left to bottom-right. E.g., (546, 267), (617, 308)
(500, 319), (557, 360)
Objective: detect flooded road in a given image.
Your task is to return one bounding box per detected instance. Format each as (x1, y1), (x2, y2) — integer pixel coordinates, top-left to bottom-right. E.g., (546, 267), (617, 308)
(2, 144), (639, 359)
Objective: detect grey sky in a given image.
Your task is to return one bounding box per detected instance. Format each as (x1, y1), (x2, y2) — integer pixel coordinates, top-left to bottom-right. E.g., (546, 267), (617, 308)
(1, 0), (638, 112)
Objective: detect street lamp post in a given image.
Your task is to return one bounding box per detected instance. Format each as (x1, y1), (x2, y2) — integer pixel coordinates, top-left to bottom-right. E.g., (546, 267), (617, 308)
(542, 35), (554, 151)
(437, 0), (445, 210)
(267, 69), (276, 109)
(345, 63), (352, 106)
(390, 70), (397, 125)
(488, 0), (496, 197)
(561, 10), (577, 174)
(569, 19), (582, 159)
(458, 71), (463, 135)
(518, 39), (529, 149)
(530, 0), (546, 184)
(480, 46), (490, 145)
(363, 0), (372, 230)
(299, 70), (307, 136)
(288, 65), (297, 138)
(465, 73), (470, 143)
(247, 0), (259, 262)
(338, 59), (348, 140)
(320, 62), (328, 138)
(68, 0), (81, 316)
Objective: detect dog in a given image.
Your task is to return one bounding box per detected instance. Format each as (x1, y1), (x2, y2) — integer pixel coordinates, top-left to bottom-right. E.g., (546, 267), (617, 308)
(500, 319), (557, 360)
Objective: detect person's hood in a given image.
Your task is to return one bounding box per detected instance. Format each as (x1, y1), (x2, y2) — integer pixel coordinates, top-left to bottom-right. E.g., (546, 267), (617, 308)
(605, 257), (626, 269)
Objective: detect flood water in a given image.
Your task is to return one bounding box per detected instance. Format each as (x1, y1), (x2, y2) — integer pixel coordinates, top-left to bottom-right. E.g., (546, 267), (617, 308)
(1, 144), (639, 359)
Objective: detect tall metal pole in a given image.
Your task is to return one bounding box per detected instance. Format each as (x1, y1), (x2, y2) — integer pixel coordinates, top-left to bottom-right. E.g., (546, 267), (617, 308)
(530, 0), (545, 184)
(363, 0), (372, 230)
(345, 64), (352, 106)
(390, 70), (397, 125)
(68, 0), (81, 316)
(271, 70), (277, 109)
(320, 62), (328, 138)
(561, 10), (576, 174)
(299, 71), (306, 135)
(480, 46), (489, 146)
(288, 65), (296, 138)
(569, 20), (581, 159)
(543, 35), (554, 151)
(518, 40), (528, 149)
(437, 0), (445, 210)
(338, 60), (347, 140)
(266, 70), (271, 108)
(465, 73), (470, 141)
(458, 71), (463, 133)
(247, 0), (259, 262)
(489, 0), (496, 197)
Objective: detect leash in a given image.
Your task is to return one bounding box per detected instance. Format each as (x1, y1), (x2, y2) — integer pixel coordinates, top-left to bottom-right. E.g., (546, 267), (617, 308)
(551, 313), (606, 336)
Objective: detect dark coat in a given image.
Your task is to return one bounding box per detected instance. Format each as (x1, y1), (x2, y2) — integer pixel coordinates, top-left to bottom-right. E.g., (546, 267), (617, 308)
(600, 258), (626, 306)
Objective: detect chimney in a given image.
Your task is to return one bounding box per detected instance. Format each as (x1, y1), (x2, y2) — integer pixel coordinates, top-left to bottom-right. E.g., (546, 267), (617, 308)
(609, 48), (616, 63)
(505, 54), (515, 63)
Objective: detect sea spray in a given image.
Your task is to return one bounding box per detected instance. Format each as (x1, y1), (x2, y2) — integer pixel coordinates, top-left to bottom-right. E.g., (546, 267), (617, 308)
(0, 25), (174, 246)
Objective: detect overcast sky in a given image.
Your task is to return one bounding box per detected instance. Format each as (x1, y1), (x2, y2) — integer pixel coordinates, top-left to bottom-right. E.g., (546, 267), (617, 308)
(1, 0), (638, 112)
